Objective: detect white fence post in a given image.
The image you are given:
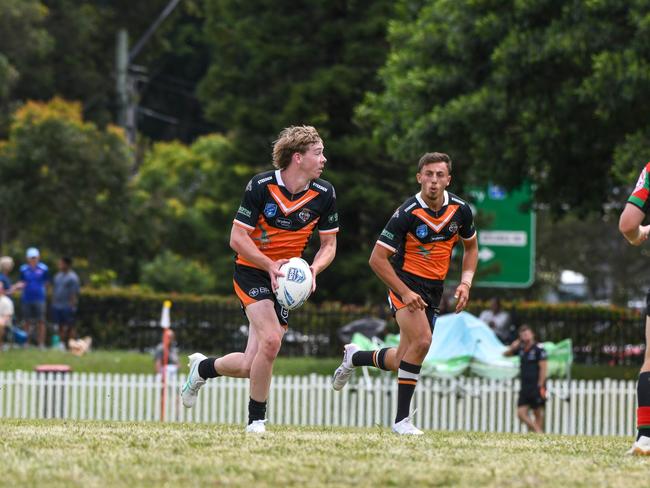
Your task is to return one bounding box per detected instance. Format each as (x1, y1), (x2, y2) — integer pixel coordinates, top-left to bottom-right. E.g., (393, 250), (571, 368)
(0, 372), (639, 436)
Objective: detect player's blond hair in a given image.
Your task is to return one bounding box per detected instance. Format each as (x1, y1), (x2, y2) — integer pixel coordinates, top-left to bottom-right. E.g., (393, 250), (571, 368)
(418, 152), (452, 173)
(272, 125), (322, 170)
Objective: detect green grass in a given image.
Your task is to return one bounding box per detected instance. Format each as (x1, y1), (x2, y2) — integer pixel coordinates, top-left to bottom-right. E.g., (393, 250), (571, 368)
(0, 420), (647, 487)
(0, 348), (642, 379)
(0, 348), (340, 375)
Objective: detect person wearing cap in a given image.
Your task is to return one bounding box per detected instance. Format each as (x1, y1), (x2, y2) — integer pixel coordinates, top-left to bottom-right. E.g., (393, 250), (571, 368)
(19, 247), (49, 348)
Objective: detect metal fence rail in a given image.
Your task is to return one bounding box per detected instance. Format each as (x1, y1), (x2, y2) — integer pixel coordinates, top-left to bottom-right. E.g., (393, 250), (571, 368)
(0, 371), (637, 436)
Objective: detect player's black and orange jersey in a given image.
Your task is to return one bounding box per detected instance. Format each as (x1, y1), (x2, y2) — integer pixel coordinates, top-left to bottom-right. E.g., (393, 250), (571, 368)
(376, 191), (475, 282)
(232, 169), (338, 269)
(628, 162), (650, 213)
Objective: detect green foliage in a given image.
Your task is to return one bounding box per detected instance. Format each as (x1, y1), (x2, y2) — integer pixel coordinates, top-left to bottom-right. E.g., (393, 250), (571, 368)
(130, 134), (247, 293)
(198, 0), (397, 302)
(140, 250), (215, 294)
(360, 0), (650, 214)
(0, 98), (132, 270)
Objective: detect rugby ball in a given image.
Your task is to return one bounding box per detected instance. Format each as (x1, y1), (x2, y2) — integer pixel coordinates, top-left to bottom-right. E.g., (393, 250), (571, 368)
(275, 257), (313, 310)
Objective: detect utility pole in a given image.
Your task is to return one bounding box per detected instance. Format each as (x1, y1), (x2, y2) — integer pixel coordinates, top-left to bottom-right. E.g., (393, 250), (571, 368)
(114, 0), (182, 144)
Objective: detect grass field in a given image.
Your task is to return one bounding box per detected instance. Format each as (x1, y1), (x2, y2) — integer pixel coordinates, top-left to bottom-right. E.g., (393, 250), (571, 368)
(0, 420), (647, 487)
(0, 348), (641, 379)
(0, 349), (340, 376)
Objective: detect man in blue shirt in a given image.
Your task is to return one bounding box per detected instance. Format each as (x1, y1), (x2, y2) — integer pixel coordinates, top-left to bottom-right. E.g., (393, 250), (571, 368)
(19, 247), (49, 348)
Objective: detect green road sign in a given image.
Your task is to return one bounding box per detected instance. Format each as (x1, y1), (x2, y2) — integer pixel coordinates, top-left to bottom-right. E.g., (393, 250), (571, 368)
(468, 184), (535, 288)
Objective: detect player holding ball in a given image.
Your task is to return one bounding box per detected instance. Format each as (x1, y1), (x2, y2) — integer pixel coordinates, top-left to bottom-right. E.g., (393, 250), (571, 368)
(182, 126), (338, 434)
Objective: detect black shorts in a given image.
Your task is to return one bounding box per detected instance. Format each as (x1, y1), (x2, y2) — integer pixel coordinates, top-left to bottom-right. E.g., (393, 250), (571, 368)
(387, 271), (442, 330)
(518, 386), (546, 408)
(233, 264), (289, 327)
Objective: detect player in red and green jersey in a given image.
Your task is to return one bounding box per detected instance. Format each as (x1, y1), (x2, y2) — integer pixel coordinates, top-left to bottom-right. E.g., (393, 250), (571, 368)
(619, 161), (650, 455)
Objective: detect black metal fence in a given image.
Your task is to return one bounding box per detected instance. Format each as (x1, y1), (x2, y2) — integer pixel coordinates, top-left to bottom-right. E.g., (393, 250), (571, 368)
(11, 290), (648, 363)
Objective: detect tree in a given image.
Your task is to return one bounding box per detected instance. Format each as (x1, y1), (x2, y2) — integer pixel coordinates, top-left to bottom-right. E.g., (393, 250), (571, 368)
(359, 0), (650, 214)
(129, 134), (248, 293)
(0, 98), (132, 270)
(198, 0), (396, 301)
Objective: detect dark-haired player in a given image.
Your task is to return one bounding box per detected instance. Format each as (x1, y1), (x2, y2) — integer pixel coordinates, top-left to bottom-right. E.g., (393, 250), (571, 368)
(332, 152), (478, 434)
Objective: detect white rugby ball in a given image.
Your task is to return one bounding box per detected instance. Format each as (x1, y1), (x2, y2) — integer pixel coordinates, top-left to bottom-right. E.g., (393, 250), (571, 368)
(275, 257), (313, 310)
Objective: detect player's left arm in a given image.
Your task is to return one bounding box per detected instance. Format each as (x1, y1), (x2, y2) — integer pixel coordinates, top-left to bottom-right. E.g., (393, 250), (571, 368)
(619, 203), (650, 246)
(454, 233), (478, 313)
(310, 232), (337, 293)
(538, 358), (548, 398)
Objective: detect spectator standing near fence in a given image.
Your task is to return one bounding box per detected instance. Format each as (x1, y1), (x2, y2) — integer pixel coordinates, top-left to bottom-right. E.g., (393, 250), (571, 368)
(19, 247), (49, 348)
(52, 257), (80, 349)
(619, 161), (650, 455)
(155, 329), (179, 375)
(504, 325), (547, 433)
(479, 297), (512, 343)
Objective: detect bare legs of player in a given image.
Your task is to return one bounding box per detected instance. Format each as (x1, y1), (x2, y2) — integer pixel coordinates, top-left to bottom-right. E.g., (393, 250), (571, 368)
(517, 406), (542, 433)
(375, 307), (432, 371)
(212, 300), (285, 402)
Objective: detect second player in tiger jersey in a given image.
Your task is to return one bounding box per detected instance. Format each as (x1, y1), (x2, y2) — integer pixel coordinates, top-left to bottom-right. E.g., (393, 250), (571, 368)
(332, 152), (478, 435)
(182, 126), (338, 434)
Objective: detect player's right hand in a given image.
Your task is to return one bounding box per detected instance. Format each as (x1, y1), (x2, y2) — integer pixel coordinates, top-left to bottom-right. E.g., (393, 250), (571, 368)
(634, 224), (650, 245)
(267, 259), (289, 292)
(402, 289), (427, 312)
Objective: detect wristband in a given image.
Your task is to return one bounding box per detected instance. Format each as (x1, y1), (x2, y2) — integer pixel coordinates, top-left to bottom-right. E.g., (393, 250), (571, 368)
(461, 270), (474, 287)
(460, 281), (472, 288)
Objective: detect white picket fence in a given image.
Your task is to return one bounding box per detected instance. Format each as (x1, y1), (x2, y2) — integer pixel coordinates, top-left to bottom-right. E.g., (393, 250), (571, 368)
(0, 371), (638, 436)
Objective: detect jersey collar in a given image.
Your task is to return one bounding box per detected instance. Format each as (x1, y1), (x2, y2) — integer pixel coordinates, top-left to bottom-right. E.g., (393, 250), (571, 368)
(275, 169), (310, 193)
(415, 190), (448, 209)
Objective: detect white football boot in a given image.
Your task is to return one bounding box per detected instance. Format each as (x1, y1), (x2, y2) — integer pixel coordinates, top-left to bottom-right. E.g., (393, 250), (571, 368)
(392, 411), (424, 436)
(181, 352), (208, 408)
(245, 419), (267, 434)
(332, 343), (360, 391)
(626, 435), (650, 455)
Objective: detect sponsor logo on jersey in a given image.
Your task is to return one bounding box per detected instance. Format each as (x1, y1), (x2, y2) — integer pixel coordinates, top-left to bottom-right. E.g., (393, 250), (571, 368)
(264, 203), (278, 218)
(298, 208), (311, 222)
(392, 209), (399, 219)
(431, 235), (447, 241)
(416, 224), (428, 239)
(246, 180), (252, 192)
(448, 221), (458, 233)
(328, 212), (338, 223)
(405, 202), (418, 213)
(280, 307), (289, 320)
(238, 206), (252, 218)
(258, 176), (273, 185)
(287, 267), (306, 283)
(259, 286), (270, 295)
(312, 182), (328, 192)
(276, 217), (292, 228)
(248, 288), (259, 297)
(381, 229), (394, 240)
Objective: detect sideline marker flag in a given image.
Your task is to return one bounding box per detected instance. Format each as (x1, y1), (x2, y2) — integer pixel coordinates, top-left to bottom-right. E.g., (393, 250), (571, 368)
(160, 300), (172, 421)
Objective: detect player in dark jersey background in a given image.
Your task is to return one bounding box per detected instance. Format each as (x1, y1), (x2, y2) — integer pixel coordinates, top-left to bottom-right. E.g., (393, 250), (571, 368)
(504, 325), (547, 433)
(182, 126), (338, 434)
(619, 161), (650, 454)
(332, 152), (478, 435)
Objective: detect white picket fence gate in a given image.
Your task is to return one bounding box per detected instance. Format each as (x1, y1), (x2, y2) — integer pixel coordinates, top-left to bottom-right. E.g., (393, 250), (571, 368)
(0, 371), (638, 436)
